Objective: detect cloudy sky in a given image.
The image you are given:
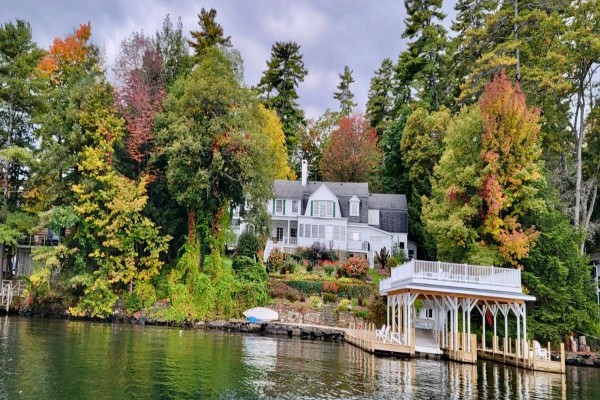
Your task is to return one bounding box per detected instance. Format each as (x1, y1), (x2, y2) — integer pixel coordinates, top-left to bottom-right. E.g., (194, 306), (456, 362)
(4, 0), (456, 119)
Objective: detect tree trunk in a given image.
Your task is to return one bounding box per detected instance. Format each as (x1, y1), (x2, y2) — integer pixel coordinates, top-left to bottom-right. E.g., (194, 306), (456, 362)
(188, 209), (195, 243)
(574, 76), (586, 228)
(514, 0), (521, 82)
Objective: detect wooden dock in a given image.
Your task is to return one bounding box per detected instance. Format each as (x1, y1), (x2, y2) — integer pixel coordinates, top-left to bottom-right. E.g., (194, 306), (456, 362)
(344, 323), (565, 374)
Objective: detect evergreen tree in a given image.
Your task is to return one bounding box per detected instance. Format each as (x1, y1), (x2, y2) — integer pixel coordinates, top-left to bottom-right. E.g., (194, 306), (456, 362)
(333, 65), (356, 117)
(188, 8), (231, 61)
(0, 20), (44, 279)
(257, 41), (308, 153)
(399, 0), (450, 110)
(156, 14), (191, 86)
(366, 58), (394, 137)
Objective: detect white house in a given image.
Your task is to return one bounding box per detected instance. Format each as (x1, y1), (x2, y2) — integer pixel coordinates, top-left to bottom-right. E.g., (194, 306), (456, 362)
(233, 160), (416, 266)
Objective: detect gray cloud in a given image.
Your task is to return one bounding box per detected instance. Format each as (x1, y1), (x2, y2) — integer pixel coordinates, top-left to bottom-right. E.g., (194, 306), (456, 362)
(2, 0), (457, 119)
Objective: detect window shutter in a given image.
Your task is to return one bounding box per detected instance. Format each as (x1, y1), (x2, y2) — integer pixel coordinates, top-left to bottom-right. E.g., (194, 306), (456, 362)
(283, 200), (286, 215)
(310, 201), (313, 216)
(333, 203), (336, 218)
(272, 199), (275, 214)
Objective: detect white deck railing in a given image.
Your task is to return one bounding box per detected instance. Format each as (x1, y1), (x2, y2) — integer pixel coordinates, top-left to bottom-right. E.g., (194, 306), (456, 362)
(380, 259), (521, 292)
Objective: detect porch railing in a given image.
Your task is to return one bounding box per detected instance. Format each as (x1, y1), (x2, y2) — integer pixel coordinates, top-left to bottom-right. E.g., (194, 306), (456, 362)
(380, 259), (522, 292)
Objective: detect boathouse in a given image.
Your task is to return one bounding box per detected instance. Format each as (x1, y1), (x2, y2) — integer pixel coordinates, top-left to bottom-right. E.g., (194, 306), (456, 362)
(345, 259), (565, 374)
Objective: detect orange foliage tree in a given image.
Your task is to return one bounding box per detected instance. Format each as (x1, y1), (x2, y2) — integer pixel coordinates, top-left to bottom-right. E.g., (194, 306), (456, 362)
(424, 71), (545, 267)
(38, 23), (92, 82)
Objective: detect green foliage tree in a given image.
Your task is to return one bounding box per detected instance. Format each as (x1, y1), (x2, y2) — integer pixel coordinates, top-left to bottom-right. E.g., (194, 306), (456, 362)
(156, 14), (192, 87)
(188, 8), (231, 61)
(258, 41), (308, 153)
(399, 0), (450, 110)
(366, 58), (395, 137)
(156, 48), (276, 261)
(333, 65), (356, 117)
(236, 230), (259, 258)
(0, 20), (44, 278)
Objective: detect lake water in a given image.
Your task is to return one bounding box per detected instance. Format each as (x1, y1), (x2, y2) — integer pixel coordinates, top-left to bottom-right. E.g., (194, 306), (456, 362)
(0, 317), (598, 399)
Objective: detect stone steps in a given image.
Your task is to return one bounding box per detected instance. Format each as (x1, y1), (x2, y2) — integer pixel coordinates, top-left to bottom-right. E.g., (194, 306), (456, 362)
(322, 305), (338, 327)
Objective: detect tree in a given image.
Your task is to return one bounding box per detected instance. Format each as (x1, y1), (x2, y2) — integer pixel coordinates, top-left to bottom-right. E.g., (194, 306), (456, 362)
(366, 58), (395, 137)
(399, 0), (450, 110)
(188, 8), (231, 60)
(156, 48), (276, 261)
(424, 72), (545, 267)
(333, 66), (356, 117)
(257, 105), (294, 180)
(319, 114), (381, 182)
(0, 20), (44, 278)
(69, 80), (170, 317)
(257, 41), (308, 153)
(113, 31), (165, 177)
(378, 107), (410, 195)
(295, 110), (339, 181)
(401, 106), (451, 258)
(156, 14), (191, 87)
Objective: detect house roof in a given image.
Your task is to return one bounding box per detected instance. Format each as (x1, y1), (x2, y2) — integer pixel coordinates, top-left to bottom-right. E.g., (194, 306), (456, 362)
(273, 180), (369, 198)
(368, 194), (407, 210)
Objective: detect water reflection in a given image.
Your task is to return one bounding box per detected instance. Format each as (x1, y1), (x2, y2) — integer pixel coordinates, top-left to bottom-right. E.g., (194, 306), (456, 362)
(0, 317), (597, 400)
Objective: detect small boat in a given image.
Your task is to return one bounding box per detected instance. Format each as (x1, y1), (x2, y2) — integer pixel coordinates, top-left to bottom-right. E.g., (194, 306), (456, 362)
(243, 307), (279, 323)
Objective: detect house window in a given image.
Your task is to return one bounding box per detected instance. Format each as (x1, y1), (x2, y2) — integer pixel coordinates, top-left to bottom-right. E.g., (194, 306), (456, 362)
(312, 225), (319, 239)
(333, 226), (346, 241)
(351, 232), (361, 241)
(305, 224), (311, 238)
(275, 199), (284, 214)
(313, 201), (334, 218)
(276, 227), (284, 241)
(350, 202), (359, 216)
(232, 206), (240, 218)
(292, 200), (299, 213)
(319, 226), (325, 239)
(299, 224), (304, 237)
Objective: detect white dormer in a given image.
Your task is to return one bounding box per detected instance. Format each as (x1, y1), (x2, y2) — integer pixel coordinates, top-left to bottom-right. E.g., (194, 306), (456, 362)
(349, 195), (360, 217)
(305, 184), (340, 218)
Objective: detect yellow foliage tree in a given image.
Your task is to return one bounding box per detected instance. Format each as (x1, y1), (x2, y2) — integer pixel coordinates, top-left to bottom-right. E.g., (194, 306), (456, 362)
(258, 105), (295, 180)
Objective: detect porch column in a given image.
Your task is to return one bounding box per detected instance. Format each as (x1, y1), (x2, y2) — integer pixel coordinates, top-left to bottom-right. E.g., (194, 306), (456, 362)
(287, 220), (290, 245)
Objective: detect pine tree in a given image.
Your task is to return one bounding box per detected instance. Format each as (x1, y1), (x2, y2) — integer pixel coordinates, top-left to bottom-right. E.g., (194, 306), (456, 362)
(366, 58), (394, 137)
(257, 41), (308, 153)
(333, 66), (356, 117)
(188, 8), (231, 61)
(0, 20), (44, 279)
(156, 14), (191, 86)
(399, 0), (450, 110)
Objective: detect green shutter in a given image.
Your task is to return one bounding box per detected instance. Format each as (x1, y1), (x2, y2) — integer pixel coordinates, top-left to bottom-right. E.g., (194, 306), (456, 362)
(310, 201), (313, 216)
(272, 199), (275, 214)
(333, 202), (336, 218)
(283, 200), (286, 215)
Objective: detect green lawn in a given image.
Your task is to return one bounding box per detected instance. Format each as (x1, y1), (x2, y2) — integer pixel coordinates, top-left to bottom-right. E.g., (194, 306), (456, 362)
(369, 269), (382, 285)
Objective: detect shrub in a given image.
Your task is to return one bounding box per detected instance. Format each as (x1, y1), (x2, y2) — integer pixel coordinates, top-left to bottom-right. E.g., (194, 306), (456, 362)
(337, 284), (374, 299)
(343, 256), (370, 278)
(376, 267), (390, 277)
(322, 281), (339, 294)
(353, 306), (369, 319)
(337, 298), (351, 312)
(239, 262), (268, 283)
(237, 231), (259, 258)
(232, 256), (255, 273)
(309, 295), (322, 310)
(323, 292), (337, 303)
(322, 260), (338, 276)
(374, 247), (390, 270)
(268, 279), (303, 302)
(335, 265), (349, 278)
(366, 294), (386, 325)
(266, 248), (284, 273)
(296, 243), (338, 269)
(280, 258), (299, 274)
(387, 256), (400, 268)
(287, 280), (323, 295)
(134, 281), (157, 310)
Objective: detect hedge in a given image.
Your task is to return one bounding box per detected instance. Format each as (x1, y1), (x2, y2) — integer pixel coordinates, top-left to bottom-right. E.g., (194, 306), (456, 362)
(286, 280), (376, 299)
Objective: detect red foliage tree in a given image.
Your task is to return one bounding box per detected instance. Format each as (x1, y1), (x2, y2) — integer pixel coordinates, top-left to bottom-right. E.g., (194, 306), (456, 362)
(319, 113), (381, 182)
(113, 32), (165, 177)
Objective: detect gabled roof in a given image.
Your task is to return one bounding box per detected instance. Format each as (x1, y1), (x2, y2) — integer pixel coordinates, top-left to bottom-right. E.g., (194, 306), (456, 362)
(369, 194), (407, 210)
(273, 180), (369, 198)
